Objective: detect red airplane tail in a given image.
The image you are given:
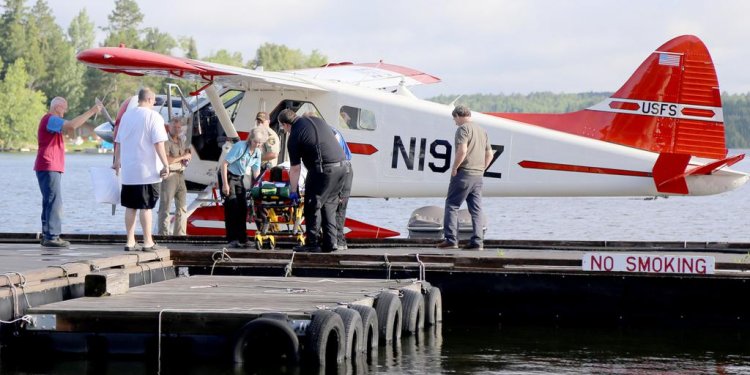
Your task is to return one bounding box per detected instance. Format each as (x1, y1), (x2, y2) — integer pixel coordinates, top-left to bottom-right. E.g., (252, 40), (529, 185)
(490, 35), (727, 161)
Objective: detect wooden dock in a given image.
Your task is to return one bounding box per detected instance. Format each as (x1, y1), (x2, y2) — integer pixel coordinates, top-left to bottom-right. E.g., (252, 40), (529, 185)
(3, 234), (750, 368)
(18, 275), (437, 366)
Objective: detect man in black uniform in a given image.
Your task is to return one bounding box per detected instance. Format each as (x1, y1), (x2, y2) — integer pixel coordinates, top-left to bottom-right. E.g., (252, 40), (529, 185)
(278, 109), (350, 252)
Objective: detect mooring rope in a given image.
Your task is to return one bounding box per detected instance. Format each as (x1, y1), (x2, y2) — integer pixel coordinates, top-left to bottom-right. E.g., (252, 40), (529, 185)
(152, 252), (168, 281)
(138, 263), (152, 285)
(1, 272), (32, 317)
(0, 315), (32, 325)
(210, 248), (233, 275)
(47, 265), (72, 286)
(0, 274), (19, 318)
(383, 253), (392, 280)
(416, 254), (426, 281)
(284, 251), (296, 277)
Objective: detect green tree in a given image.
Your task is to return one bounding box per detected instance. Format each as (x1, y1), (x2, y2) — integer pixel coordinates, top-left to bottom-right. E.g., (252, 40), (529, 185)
(67, 8), (94, 53)
(95, 0), (145, 116)
(102, 0), (143, 48)
(0, 58), (47, 149)
(0, 0), (43, 86)
(253, 43), (328, 71)
(142, 27), (176, 54)
(66, 9), (95, 115)
(178, 36), (198, 59)
(0, 0), (27, 70)
(204, 49), (244, 67)
(29, 0), (84, 112)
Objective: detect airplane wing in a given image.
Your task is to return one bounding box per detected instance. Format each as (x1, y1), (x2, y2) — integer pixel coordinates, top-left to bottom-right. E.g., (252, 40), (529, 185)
(77, 47), (327, 93)
(286, 62), (441, 90)
(77, 47), (441, 93)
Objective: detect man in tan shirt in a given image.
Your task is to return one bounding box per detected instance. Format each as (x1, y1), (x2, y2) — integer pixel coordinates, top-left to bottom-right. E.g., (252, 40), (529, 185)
(157, 117), (192, 235)
(255, 112), (281, 167)
(437, 105), (493, 250)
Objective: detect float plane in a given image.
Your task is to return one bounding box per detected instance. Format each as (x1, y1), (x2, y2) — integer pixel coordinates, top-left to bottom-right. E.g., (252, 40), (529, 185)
(77, 35), (747, 238)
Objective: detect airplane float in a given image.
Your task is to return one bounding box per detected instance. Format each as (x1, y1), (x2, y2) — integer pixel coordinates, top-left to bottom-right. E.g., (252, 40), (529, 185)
(77, 35), (748, 239)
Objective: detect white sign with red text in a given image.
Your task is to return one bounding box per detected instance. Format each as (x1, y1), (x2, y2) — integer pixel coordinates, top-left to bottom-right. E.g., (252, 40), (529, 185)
(582, 253), (715, 275)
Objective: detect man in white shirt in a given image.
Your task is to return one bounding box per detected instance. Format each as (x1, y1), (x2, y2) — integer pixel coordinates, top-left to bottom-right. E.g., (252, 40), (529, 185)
(113, 88), (170, 251)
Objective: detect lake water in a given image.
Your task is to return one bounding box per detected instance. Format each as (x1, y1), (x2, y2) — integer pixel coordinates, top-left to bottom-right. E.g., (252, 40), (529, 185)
(3, 151), (750, 242)
(3, 152), (750, 374)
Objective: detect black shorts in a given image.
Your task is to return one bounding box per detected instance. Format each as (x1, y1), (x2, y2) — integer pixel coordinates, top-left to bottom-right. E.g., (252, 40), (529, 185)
(121, 183), (160, 209)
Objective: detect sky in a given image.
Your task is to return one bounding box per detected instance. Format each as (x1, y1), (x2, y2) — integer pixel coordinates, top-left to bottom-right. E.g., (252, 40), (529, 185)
(52, 0), (750, 98)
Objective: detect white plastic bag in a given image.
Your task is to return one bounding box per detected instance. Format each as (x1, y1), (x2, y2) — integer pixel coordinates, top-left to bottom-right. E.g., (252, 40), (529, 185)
(89, 166), (121, 205)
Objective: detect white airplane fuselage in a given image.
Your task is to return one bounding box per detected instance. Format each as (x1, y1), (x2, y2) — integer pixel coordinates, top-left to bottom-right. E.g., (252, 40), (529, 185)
(184, 80), (745, 199)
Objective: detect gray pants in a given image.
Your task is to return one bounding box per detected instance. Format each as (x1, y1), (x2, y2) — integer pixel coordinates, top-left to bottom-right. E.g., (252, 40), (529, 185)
(157, 172), (187, 235)
(443, 170), (484, 245)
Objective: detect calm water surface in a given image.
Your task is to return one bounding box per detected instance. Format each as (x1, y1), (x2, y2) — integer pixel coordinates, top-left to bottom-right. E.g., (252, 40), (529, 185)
(2, 152), (750, 374)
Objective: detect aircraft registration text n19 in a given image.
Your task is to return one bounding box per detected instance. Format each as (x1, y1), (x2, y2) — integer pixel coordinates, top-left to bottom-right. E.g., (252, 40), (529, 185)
(391, 135), (504, 178)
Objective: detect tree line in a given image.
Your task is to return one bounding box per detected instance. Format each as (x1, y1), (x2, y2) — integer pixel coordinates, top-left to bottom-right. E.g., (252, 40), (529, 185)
(1, 0), (748, 150)
(0, 0), (328, 149)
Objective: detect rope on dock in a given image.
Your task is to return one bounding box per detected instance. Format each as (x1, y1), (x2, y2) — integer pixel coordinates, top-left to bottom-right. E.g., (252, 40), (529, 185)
(416, 254), (426, 281)
(284, 251), (296, 277)
(47, 265), (72, 286)
(1, 272), (32, 318)
(150, 252), (169, 281)
(138, 262), (153, 284)
(384, 253), (392, 280)
(210, 248), (233, 275)
(0, 315), (32, 325)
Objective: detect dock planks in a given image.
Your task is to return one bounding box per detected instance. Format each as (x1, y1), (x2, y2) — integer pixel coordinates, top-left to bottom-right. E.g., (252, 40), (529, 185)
(26, 276), (422, 335)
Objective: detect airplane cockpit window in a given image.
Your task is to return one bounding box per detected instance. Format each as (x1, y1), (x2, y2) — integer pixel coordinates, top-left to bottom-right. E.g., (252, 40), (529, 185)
(339, 105), (376, 131)
(189, 89), (244, 164)
(295, 102), (322, 118)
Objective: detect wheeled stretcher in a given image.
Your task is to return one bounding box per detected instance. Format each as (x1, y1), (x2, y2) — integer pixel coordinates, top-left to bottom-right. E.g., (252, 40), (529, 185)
(248, 166), (304, 250)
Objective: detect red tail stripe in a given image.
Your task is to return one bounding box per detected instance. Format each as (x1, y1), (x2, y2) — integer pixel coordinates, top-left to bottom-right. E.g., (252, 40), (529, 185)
(518, 160), (652, 177)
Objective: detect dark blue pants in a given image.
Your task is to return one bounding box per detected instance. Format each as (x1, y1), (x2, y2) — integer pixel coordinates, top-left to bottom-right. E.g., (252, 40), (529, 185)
(36, 171), (63, 240)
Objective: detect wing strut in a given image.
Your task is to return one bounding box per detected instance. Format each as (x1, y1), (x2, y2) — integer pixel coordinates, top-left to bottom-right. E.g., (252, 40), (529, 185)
(205, 84), (239, 140)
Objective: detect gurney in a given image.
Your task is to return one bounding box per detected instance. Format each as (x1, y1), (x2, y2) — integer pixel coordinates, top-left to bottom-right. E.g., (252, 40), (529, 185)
(248, 166), (304, 250)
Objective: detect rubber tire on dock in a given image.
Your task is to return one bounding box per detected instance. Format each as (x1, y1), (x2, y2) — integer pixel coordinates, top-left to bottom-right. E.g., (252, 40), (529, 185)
(232, 317), (300, 364)
(349, 304), (378, 354)
(374, 291), (402, 344)
(424, 286), (443, 326)
(400, 289), (425, 335)
(304, 310), (346, 366)
(334, 307), (364, 359)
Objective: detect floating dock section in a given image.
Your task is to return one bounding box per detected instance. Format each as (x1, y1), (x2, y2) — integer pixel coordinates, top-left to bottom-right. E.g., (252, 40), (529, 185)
(16, 276), (441, 367)
(1, 248), (173, 324)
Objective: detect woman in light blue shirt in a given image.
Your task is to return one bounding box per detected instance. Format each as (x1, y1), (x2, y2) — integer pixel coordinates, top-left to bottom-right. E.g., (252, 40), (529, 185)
(220, 127), (268, 248)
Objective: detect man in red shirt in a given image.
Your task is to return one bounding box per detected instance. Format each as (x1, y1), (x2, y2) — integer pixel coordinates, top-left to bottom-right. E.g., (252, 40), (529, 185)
(34, 97), (102, 247)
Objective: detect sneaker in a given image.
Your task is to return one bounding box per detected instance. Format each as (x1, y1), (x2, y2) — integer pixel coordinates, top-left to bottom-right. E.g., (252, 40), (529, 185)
(226, 240), (239, 248)
(124, 243), (143, 251)
(142, 243), (166, 251)
(436, 240), (458, 249)
(463, 243), (484, 251)
(42, 238), (70, 248)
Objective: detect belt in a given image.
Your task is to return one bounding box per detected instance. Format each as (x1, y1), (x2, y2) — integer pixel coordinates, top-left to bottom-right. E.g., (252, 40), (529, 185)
(322, 161), (347, 167)
(228, 172), (242, 178)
